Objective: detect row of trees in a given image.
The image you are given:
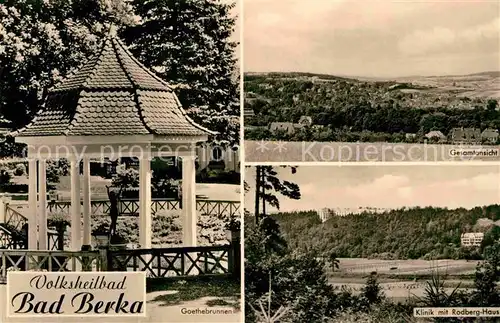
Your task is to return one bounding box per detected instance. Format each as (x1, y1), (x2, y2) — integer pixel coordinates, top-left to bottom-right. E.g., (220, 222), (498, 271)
(246, 126), (500, 144)
(273, 206), (500, 260)
(0, 0), (239, 145)
(244, 75), (500, 142)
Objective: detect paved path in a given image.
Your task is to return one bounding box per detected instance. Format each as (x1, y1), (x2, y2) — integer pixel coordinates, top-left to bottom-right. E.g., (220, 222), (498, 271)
(0, 285), (241, 323)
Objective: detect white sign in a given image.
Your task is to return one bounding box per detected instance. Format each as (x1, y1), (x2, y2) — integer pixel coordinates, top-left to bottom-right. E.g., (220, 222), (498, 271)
(414, 307), (500, 317)
(7, 272), (146, 317)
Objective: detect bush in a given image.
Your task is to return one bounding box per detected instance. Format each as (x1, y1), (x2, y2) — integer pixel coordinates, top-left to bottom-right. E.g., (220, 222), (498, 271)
(47, 211), (70, 228)
(198, 213), (227, 245)
(361, 273), (385, 307)
(112, 168), (139, 189)
(245, 217), (338, 323)
(14, 163), (26, 176)
(197, 169), (240, 185)
(0, 167), (12, 186)
(0, 183), (28, 193)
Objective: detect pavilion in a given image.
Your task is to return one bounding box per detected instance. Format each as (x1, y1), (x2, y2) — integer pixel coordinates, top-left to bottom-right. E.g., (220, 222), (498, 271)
(12, 27), (215, 252)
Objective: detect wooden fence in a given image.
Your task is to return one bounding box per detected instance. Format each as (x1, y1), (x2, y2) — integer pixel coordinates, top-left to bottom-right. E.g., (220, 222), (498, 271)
(0, 250), (103, 283)
(106, 244), (236, 278)
(2, 205), (61, 250)
(47, 198), (240, 217)
(0, 242), (240, 283)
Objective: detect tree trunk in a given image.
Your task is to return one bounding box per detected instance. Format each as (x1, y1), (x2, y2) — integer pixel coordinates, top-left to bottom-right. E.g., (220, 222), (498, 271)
(262, 168), (266, 217)
(254, 166), (261, 224)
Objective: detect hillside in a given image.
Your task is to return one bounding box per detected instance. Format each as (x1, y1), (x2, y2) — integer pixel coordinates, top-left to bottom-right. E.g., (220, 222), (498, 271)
(244, 72), (500, 143)
(271, 205), (500, 260)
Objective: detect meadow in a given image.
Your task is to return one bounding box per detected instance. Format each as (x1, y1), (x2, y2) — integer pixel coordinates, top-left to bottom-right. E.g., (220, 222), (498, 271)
(329, 258), (478, 304)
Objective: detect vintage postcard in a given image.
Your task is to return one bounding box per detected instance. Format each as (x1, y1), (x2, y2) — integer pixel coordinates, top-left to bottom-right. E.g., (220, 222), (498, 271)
(243, 0), (500, 162)
(0, 0), (242, 322)
(244, 164), (500, 322)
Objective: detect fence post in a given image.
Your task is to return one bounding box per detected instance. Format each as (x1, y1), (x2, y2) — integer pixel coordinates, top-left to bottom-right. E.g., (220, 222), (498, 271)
(57, 225), (66, 251)
(228, 229), (241, 279)
(0, 197), (9, 223)
(99, 248), (108, 271)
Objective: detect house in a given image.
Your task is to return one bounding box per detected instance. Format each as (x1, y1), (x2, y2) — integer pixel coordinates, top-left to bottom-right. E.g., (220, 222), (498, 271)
(449, 127), (481, 144)
(297, 116), (313, 127)
(461, 232), (484, 247)
(269, 122), (296, 135)
(405, 133), (417, 141)
(318, 208), (333, 223)
(425, 130), (446, 142)
(481, 128), (499, 144)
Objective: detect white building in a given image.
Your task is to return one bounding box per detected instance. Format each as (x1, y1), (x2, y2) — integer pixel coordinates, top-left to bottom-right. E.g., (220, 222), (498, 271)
(461, 232), (484, 247)
(318, 207), (391, 222)
(318, 208), (334, 223)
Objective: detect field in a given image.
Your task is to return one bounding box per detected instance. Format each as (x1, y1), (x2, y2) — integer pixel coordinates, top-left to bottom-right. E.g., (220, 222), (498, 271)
(245, 140), (500, 162)
(329, 258), (478, 303)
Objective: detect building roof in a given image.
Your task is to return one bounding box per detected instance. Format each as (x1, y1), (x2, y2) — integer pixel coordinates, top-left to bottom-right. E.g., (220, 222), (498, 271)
(270, 122), (295, 130)
(298, 116), (313, 125)
(450, 128), (481, 141)
(425, 130), (446, 138)
(481, 128), (499, 138)
(461, 232), (484, 238)
(13, 31), (213, 138)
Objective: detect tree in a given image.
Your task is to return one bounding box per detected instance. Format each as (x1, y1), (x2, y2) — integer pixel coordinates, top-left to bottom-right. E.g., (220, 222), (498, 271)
(0, 0), (137, 128)
(253, 166), (301, 224)
(472, 242), (500, 306)
(0, 0), (239, 144)
(361, 272), (384, 305)
(0, 167), (12, 186)
(327, 252), (340, 272)
(124, 0), (239, 145)
(487, 99), (498, 111)
(245, 216), (338, 323)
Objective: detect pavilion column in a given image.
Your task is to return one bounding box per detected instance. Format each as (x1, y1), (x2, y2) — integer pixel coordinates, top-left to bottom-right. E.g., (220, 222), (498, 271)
(70, 157), (82, 251)
(182, 155), (197, 247)
(28, 159), (38, 250)
(139, 157), (152, 249)
(38, 160), (47, 250)
(82, 157), (91, 250)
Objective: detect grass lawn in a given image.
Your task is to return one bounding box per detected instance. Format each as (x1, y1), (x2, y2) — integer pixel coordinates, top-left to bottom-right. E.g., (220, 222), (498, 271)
(147, 276), (241, 311)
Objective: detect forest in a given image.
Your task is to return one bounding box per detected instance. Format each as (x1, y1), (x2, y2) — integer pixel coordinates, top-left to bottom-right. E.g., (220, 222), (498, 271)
(245, 214), (500, 322)
(271, 205), (500, 260)
(244, 74), (500, 143)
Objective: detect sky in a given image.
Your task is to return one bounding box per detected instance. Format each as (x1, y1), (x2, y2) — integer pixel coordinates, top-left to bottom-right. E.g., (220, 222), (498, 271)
(245, 165), (500, 213)
(243, 0), (500, 77)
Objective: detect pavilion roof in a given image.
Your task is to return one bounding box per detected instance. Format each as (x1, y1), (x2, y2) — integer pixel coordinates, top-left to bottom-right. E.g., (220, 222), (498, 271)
(13, 33), (214, 138)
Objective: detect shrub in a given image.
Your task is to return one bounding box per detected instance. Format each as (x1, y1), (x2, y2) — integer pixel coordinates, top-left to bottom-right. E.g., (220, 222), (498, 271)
(112, 168), (139, 189)
(361, 273), (385, 306)
(47, 211), (70, 228)
(245, 217), (338, 323)
(14, 163), (26, 176)
(198, 213), (227, 245)
(0, 167), (12, 186)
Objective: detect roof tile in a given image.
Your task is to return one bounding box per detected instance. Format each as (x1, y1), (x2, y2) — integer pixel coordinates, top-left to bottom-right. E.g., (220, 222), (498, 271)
(15, 35), (214, 138)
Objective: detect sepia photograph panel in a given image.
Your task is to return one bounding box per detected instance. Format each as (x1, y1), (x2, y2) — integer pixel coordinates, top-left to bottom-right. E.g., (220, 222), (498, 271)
(0, 0), (242, 322)
(244, 164), (500, 322)
(243, 0), (500, 162)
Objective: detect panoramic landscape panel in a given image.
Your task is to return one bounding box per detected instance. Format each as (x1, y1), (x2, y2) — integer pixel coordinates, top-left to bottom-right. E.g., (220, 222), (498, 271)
(243, 0), (500, 162)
